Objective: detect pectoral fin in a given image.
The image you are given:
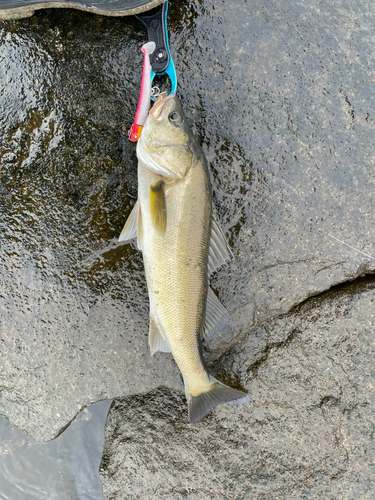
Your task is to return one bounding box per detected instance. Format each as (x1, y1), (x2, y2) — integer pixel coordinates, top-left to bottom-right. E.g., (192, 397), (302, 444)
(149, 178), (166, 235)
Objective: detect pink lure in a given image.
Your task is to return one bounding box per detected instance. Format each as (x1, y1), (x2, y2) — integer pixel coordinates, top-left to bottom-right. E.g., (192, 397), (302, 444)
(129, 41), (156, 142)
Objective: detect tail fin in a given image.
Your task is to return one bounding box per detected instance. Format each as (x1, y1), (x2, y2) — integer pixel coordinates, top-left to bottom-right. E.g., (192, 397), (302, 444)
(186, 377), (250, 423)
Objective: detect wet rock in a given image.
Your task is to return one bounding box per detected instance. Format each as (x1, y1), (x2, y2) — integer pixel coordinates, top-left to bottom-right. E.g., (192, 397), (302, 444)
(0, 0), (374, 441)
(173, 0), (375, 354)
(100, 279), (375, 499)
(0, 10), (181, 442)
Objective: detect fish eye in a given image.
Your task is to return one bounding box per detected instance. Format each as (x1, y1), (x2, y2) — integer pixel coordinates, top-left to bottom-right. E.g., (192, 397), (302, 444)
(168, 111), (183, 125)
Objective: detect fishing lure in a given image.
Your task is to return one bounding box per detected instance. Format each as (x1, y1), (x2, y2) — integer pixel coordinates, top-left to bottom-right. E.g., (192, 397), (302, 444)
(129, 41), (156, 142)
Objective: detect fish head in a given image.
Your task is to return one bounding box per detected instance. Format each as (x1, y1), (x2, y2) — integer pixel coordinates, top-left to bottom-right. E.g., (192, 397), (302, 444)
(137, 94), (200, 180)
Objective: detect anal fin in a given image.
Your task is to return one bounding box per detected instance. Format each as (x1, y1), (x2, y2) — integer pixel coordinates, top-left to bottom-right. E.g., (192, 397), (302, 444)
(149, 317), (171, 355)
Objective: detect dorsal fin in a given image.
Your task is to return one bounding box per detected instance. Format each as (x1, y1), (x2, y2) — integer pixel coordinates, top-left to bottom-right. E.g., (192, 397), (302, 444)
(208, 214), (232, 275)
(201, 287), (229, 340)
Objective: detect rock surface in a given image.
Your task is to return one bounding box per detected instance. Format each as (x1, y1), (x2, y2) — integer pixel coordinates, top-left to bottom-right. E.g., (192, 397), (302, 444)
(0, 10), (182, 442)
(100, 278), (375, 499)
(178, 0), (375, 354)
(0, 0), (374, 442)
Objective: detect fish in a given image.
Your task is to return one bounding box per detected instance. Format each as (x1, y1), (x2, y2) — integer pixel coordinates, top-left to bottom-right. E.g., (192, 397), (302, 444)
(120, 93), (250, 422)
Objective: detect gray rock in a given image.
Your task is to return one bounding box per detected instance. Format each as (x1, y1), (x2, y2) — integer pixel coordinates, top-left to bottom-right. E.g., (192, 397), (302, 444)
(176, 0), (375, 354)
(0, 0), (374, 441)
(0, 10), (182, 442)
(100, 279), (375, 499)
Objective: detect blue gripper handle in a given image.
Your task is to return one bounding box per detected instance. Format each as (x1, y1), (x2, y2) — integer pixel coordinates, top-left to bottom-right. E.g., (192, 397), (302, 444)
(136, 1), (177, 97)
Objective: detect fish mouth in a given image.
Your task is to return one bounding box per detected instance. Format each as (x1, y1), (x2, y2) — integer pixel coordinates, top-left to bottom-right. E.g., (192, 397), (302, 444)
(149, 93), (176, 120)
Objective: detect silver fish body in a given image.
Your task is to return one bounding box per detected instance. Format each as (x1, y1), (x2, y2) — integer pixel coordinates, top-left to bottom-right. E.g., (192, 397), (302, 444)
(120, 94), (250, 422)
